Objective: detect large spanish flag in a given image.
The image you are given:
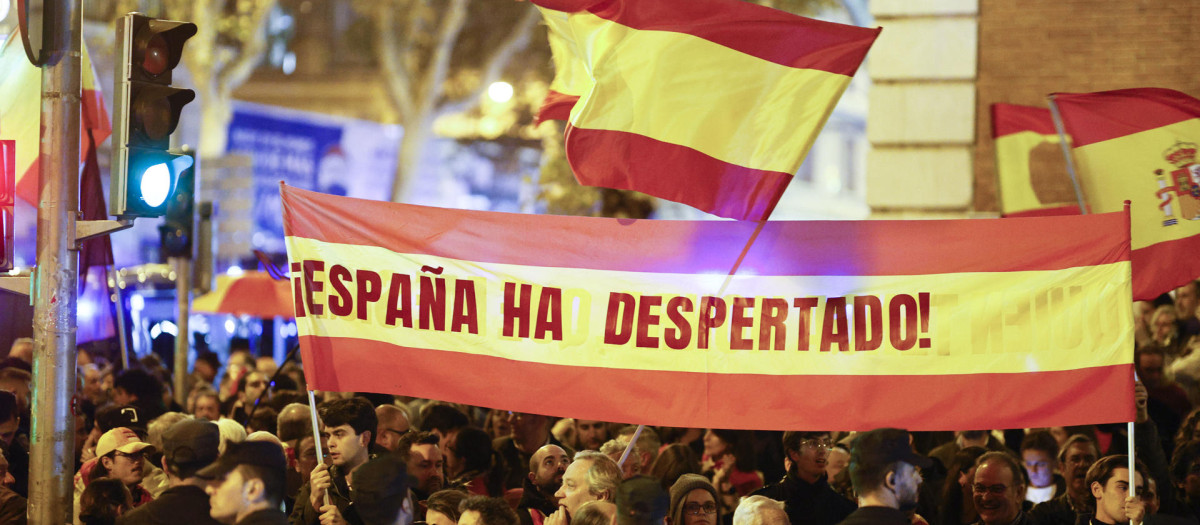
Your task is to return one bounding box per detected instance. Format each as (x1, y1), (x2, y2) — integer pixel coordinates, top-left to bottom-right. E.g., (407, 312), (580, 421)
(1053, 88), (1200, 301)
(283, 185), (1133, 431)
(992, 103), (1079, 217)
(0, 34), (111, 206)
(532, 0), (879, 221)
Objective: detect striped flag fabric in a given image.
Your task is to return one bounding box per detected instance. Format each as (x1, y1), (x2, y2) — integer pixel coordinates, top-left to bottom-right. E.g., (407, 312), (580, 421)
(283, 185), (1133, 431)
(1052, 88), (1200, 301)
(533, 0), (880, 221)
(991, 103), (1079, 217)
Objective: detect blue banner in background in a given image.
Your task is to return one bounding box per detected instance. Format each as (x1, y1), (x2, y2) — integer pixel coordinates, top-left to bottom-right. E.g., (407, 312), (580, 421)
(226, 102), (401, 253)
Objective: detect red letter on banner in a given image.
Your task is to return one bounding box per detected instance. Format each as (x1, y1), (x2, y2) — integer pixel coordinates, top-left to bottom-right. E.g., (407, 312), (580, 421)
(355, 270), (383, 321)
(664, 296), (693, 350)
(636, 295), (663, 348)
(793, 297), (819, 351)
(291, 262), (306, 318)
(853, 295), (883, 351)
(730, 297), (755, 350)
(759, 298), (788, 351)
(697, 297), (726, 350)
(303, 260), (325, 315)
(821, 297), (849, 352)
(451, 280), (479, 334)
(385, 274), (413, 328)
(328, 265), (353, 317)
(605, 293), (635, 345)
(420, 275), (447, 331)
(504, 282), (533, 338)
(535, 287), (564, 341)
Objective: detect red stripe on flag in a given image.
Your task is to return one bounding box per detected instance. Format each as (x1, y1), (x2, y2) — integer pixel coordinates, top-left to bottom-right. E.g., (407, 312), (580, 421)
(536, 90), (580, 124)
(299, 336), (1134, 431)
(1132, 234), (1200, 301)
(282, 186), (1130, 276)
(15, 161), (38, 206)
(1053, 88), (1200, 148)
(992, 103), (1058, 138)
(564, 125), (791, 221)
(571, 0), (880, 76)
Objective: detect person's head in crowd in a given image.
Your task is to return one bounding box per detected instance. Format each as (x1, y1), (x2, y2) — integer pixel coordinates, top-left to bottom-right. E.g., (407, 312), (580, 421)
(825, 444), (851, 481)
(0, 390), (19, 446)
(396, 430), (444, 497)
(96, 404), (145, 438)
(247, 406), (279, 435)
(1177, 281), (1199, 321)
(557, 450), (622, 517)
(79, 478), (133, 525)
(939, 446), (987, 524)
(294, 435), (320, 484)
(113, 368), (164, 408)
(193, 351), (221, 384)
(458, 495), (520, 525)
(529, 444), (570, 498)
(732, 495), (788, 525)
(650, 444), (701, 490)
(237, 371), (270, 408)
(255, 356), (278, 379)
(279, 363), (307, 393)
(0, 368), (31, 414)
(147, 412), (189, 467)
(426, 489), (469, 525)
(507, 412), (550, 447)
(601, 439), (636, 479)
(847, 428), (929, 511)
(246, 431), (284, 447)
(485, 409), (511, 440)
(781, 431), (832, 484)
(972, 452), (1026, 525)
(1059, 434), (1100, 501)
(447, 426), (493, 479)
(616, 475), (669, 525)
(421, 403), (470, 446)
(1136, 347), (1169, 388)
(574, 501), (618, 525)
(1020, 430), (1058, 490)
(1152, 304), (1179, 345)
(375, 404), (410, 452)
(277, 403), (312, 443)
(0, 446), (15, 487)
(267, 389), (304, 412)
(351, 453), (412, 525)
(1171, 440), (1200, 502)
(216, 418), (247, 455)
(96, 427), (153, 489)
(201, 441), (288, 524)
(161, 418), (220, 483)
(1086, 455), (1148, 525)
(617, 426), (661, 477)
(191, 389), (221, 421)
(319, 396), (377, 472)
(81, 363), (107, 405)
(1144, 476), (1161, 516)
(1177, 409), (1200, 450)
(575, 420), (609, 451)
(6, 339), (32, 364)
(667, 474), (719, 525)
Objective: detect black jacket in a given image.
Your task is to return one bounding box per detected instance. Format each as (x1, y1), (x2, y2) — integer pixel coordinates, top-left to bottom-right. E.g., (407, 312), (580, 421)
(291, 464), (359, 525)
(752, 473), (856, 525)
(835, 506), (909, 525)
(240, 509), (291, 525)
(118, 485), (222, 525)
(518, 477), (558, 525)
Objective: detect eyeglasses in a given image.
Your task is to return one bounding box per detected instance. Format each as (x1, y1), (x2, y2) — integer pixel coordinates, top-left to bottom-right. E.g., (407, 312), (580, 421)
(800, 438), (832, 450)
(115, 451), (145, 461)
(683, 503), (718, 516)
(972, 484), (1009, 496)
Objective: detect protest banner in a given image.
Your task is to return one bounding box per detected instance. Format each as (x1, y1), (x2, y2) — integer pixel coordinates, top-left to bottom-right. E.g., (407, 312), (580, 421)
(283, 185), (1133, 431)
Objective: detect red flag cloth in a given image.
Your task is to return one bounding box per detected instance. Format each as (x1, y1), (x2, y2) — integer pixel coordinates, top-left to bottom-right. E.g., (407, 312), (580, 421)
(282, 185), (1135, 431)
(78, 130), (114, 289)
(1052, 88), (1200, 300)
(533, 0), (879, 221)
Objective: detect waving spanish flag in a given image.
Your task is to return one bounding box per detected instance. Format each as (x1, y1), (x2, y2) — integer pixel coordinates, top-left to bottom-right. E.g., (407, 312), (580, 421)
(1052, 88), (1200, 300)
(992, 103), (1079, 217)
(533, 0), (879, 221)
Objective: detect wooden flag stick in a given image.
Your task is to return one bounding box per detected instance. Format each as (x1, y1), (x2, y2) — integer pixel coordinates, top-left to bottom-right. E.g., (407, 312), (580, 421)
(1047, 96), (1089, 215)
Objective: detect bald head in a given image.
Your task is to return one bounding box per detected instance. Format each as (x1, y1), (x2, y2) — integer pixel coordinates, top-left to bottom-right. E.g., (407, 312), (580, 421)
(529, 444), (569, 492)
(375, 404), (410, 452)
(276, 403), (312, 442)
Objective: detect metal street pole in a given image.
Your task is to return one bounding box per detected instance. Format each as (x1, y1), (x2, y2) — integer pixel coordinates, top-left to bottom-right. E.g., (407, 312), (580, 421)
(173, 256), (190, 405)
(29, 0), (81, 522)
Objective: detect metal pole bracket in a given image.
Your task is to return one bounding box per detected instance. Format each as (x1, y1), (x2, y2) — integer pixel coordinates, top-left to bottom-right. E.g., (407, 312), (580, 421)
(75, 219), (134, 245)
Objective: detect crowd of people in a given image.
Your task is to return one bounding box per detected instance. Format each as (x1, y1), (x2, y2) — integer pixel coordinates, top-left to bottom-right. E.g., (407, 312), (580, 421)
(0, 282), (1197, 525)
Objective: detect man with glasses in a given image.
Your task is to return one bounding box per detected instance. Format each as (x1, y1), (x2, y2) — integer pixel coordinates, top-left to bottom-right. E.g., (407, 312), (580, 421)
(972, 451), (1033, 525)
(1030, 435), (1100, 525)
(835, 428), (928, 525)
(74, 427), (156, 523)
(753, 431), (855, 525)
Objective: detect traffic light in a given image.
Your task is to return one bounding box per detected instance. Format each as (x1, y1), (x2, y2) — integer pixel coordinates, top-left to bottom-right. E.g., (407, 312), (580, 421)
(160, 149), (195, 259)
(111, 13), (197, 218)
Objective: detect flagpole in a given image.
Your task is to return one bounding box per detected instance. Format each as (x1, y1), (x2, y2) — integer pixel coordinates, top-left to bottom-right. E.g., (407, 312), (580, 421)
(1047, 96), (1088, 215)
(1130, 369), (1139, 525)
(306, 389), (331, 507)
(617, 424), (644, 468)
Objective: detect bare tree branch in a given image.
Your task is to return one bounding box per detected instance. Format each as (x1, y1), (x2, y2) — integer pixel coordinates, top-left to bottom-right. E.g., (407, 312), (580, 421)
(377, 4), (417, 120)
(414, 0), (468, 117)
(439, 3), (540, 116)
(217, 1), (274, 99)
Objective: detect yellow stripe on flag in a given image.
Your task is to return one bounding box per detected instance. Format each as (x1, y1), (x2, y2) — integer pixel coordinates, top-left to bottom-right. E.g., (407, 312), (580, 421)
(541, 6), (592, 99)
(566, 12), (852, 175)
(996, 131), (1067, 215)
(1075, 118), (1200, 249)
(286, 237), (1131, 377)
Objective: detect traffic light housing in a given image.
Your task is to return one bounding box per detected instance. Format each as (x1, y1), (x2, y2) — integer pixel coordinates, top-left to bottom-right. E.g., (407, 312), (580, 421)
(111, 13), (197, 218)
(160, 150), (195, 259)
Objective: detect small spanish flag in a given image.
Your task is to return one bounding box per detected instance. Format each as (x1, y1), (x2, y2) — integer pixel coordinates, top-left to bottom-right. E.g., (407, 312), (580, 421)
(1053, 88), (1200, 300)
(533, 0), (880, 221)
(992, 103), (1079, 217)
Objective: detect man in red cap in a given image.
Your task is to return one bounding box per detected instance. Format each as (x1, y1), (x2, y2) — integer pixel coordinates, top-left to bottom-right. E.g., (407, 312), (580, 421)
(74, 427), (156, 523)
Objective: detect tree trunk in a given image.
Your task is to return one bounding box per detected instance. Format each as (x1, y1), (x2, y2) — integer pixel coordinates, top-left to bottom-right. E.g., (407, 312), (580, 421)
(198, 89), (232, 159)
(391, 113), (434, 203)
